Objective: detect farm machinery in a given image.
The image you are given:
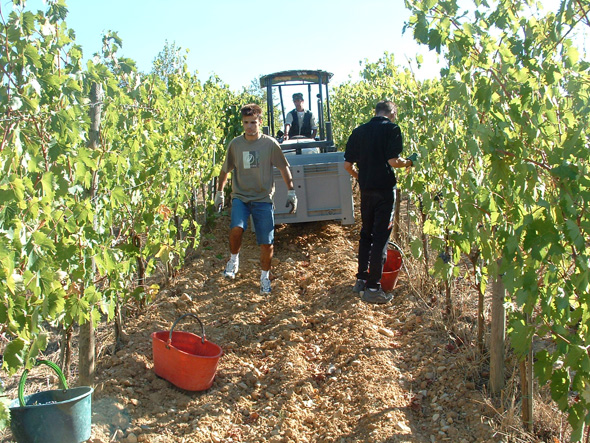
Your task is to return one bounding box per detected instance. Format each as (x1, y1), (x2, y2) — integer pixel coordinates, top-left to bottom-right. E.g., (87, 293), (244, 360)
(259, 69), (354, 225)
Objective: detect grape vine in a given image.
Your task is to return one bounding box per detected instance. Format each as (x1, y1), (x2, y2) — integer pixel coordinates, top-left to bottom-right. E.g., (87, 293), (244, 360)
(1, 0), (588, 439)
(0, 0), (247, 394)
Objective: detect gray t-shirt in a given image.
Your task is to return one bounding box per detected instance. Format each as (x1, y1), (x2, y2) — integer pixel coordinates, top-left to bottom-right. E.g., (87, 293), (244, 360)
(221, 134), (290, 203)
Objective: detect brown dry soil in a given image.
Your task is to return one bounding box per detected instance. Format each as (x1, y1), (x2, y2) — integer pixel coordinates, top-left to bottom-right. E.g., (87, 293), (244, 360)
(2, 206), (514, 443)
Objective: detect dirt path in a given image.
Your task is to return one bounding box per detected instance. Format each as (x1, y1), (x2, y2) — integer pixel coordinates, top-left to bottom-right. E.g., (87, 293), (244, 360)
(1, 210), (501, 443)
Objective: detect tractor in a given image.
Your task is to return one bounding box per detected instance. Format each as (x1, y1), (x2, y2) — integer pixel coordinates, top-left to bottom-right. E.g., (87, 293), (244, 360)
(259, 69), (354, 225)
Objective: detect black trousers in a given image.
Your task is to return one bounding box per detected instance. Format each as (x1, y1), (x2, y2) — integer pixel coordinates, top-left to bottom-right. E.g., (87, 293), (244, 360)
(357, 188), (395, 289)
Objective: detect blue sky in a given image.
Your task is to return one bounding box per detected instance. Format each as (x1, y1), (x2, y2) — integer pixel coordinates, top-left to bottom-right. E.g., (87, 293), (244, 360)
(18, 0), (443, 91)
(17, 0), (585, 92)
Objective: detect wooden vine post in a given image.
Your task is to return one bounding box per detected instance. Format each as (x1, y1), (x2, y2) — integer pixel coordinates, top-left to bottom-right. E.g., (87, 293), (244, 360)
(444, 229), (452, 317)
(418, 199), (429, 278)
(79, 82), (103, 386)
(520, 313), (534, 431)
(489, 260), (506, 395)
(467, 248), (485, 353)
(392, 188), (401, 244)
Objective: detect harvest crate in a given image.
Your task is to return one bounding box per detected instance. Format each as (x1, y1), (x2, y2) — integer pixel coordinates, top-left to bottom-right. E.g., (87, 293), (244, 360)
(273, 152), (354, 225)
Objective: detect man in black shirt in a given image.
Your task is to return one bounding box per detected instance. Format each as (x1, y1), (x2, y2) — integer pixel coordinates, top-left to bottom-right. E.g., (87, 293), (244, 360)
(344, 100), (414, 304)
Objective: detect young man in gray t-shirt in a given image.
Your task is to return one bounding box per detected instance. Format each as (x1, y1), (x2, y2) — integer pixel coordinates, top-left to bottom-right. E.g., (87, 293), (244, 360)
(215, 104), (297, 294)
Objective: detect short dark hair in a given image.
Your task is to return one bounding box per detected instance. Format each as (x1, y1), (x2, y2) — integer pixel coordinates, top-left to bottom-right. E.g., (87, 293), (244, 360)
(241, 103), (263, 120)
(375, 100), (397, 120)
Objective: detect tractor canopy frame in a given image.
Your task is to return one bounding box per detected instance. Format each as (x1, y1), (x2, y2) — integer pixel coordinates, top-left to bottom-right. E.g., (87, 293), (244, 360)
(259, 69), (335, 153)
(259, 69), (354, 225)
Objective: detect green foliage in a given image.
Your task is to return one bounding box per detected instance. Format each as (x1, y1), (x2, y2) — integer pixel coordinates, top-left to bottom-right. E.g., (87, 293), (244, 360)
(2, 0), (588, 437)
(332, 0), (590, 438)
(0, 384), (9, 430)
(0, 0), (246, 402)
(152, 40), (186, 81)
(400, 0), (590, 438)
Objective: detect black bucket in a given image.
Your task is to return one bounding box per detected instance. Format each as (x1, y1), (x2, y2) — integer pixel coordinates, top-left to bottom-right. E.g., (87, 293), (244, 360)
(9, 360), (93, 443)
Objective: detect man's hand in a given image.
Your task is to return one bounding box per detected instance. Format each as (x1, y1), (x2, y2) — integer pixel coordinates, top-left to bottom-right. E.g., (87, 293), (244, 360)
(286, 190), (297, 214)
(406, 153), (418, 167)
(214, 191), (224, 212)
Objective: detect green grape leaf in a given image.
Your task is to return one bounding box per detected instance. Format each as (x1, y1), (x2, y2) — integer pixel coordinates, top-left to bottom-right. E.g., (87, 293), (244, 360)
(564, 220), (585, 251)
(110, 186), (129, 206)
(533, 350), (552, 384)
(550, 368), (570, 410)
(3, 338), (27, 375)
(508, 317), (534, 356)
(0, 392), (10, 430)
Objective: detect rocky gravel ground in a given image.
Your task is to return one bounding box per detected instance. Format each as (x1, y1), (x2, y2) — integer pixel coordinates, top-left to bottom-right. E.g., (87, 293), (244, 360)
(1, 201), (563, 442)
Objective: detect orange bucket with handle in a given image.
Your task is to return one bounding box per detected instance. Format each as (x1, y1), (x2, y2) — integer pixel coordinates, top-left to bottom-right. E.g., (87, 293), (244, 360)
(380, 246), (403, 292)
(152, 313), (222, 391)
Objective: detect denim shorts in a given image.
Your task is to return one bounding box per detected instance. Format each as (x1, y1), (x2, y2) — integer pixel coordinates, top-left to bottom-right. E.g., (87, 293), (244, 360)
(230, 199), (274, 245)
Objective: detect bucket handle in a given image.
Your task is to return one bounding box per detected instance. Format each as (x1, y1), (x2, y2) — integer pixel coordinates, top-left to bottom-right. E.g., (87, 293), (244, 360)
(168, 313), (206, 348)
(388, 240), (405, 256)
(18, 359), (68, 407)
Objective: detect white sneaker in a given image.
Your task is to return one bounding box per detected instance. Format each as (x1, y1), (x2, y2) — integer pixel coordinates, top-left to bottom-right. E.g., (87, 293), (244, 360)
(223, 258), (239, 279)
(260, 277), (271, 294)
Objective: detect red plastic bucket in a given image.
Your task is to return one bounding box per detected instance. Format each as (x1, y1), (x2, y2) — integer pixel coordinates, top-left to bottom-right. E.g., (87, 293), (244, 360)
(152, 313), (222, 391)
(381, 248), (402, 292)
